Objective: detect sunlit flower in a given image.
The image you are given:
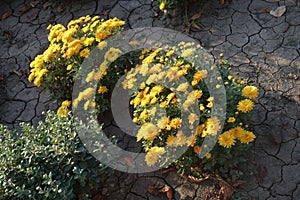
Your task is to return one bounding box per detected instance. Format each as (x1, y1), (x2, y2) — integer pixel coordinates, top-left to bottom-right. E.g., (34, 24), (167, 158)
(170, 117), (181, 129)
(145, 146), (165, 166)
(227, 117), (236, 123)
(157, 116), (170, 129)
(205, 153), (211, 159)
(218, 131), (235, 148)
(193, 70), (207, 81)
(67, 64), (72, 71)
(95, 28), (110, 42)
(237, 99), (254, 113)
(57, 100), (71, 117)
(64, 39), (82, 58)
(242, 86), (259, 100)
(202, 117), (220, 137)
(166, 130), (186, 146)
(62, 100), (71, 107)
(159, 1), (167, 11)
(98, 86), (108, 94)
(238, 130), (256, 144)
(137, 123), (160, 141)
(79, 48), (90, 57)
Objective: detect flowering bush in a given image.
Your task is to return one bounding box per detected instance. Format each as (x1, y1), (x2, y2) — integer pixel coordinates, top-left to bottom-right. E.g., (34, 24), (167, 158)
(72, 41), (258, 179)
(123, 45), (257, 178)
(28, 15), (125, 103)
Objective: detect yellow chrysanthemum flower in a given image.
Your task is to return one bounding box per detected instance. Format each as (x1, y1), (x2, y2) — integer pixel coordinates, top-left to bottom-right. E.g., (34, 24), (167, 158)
(205, 153), (212, 159)
(57, 100), (71, 117)
(218, 131), (235, 148)
(170, 117), (181, 129)
(67, 64), (72, 71)
(64, 39), (82, 58)
(193, 70), (207, 82)
(157, 116), (170, 129)
(79, 48), (90, 57)
(95, 28), (110, 42)
(237, 99), (254, 113)
(145, 146), (165, 166)
(202, 117), (220, 137)
(137, 123), (160, 141)
(242, 86), (259, 100)
(227, 117), (236, 123)
(238, 130), (256, 144)
(97, 86), (108, 94)
(82, 37), (95, 46)
(62, 100), (71, 107)
(159, 1), (167, 11)
(166, 130), (186, 146)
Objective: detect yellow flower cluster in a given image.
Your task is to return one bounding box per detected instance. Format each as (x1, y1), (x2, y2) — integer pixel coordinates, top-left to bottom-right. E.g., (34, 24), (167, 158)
(57, 100), (71, 117)
(28, 15), (125, 87)
(218, 126), (256, 148)
(145, 146), (166, 166)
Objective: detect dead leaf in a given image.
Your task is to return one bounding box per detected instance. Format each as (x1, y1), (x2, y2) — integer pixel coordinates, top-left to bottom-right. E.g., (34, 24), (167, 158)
(160, 185), (172, 200)
(147, 185), (173, 199)
(190, 13), (201, 21)
(216, 173), (234, 200)
(159, 166), (175, 174)
(187, 175), (209, 183)
(229, 179), (246, 187)
(262, 9), (270, 13)
(19, 5), (32, 15)
(30, 1), (40, 7)
(191, 23), (202, 30)
(182, 26), (190, 33)
(124, 156), (135, 168)
(2, 12), (12, 20)
(220, 0), (225, 4)
(270, 6), (286, 17)
(13, 70), (22, 77)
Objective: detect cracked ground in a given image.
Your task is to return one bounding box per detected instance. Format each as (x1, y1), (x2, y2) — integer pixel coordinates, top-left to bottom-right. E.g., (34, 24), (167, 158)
(0, 0), (300, 199)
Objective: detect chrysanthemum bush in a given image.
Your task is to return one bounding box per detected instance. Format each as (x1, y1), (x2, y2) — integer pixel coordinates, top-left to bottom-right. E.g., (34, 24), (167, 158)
(71, 41), (258, 179)
(28, 15), (125, 103)
(0, 111), (108, 199)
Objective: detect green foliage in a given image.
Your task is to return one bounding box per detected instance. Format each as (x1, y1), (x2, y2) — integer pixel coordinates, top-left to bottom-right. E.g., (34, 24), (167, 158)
(0, 111), (108, 199)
